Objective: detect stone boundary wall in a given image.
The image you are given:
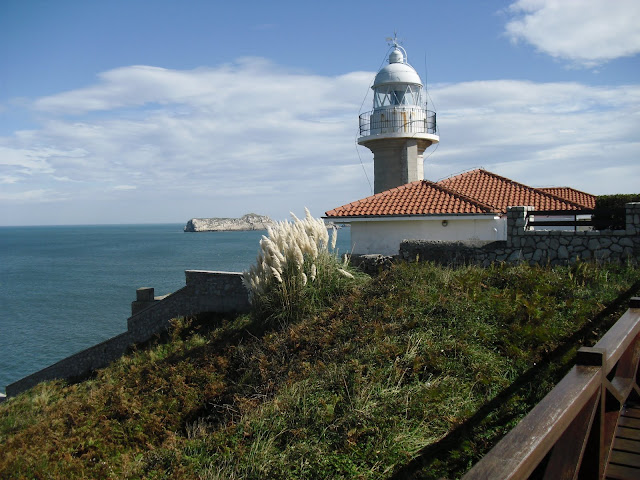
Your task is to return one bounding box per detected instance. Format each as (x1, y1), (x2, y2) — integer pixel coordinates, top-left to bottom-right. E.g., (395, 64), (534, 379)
(6, 332), (133, 397)
(6, 271), (250, 398)
(400, 203), (640, 267)
(349, 254), (396, 275)
(127, 271), (249, 343)
(399, 240), (508, 267)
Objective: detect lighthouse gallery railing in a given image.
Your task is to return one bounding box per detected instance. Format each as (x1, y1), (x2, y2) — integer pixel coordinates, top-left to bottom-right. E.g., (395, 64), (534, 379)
(359, 107), (437, 137)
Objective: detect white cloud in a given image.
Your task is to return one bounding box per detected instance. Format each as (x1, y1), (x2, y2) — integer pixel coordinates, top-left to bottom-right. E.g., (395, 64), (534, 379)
(424, 79), (640, 194)
(32, 61), (366, 116)
(0, 175), (21, 184)
(0, 60), (373, 224)
(7, 66), (365, 195)
(0, 189), (68, 203)
(505, 0), (640, 67)
(1, 58), (638, 225)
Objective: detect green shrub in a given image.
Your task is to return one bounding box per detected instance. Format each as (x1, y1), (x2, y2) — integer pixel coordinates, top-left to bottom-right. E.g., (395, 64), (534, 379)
(593, 194), (640, 230)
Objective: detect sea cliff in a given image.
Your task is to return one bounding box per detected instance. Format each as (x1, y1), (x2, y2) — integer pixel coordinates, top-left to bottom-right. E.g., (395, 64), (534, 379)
(184, 213), (276, 232)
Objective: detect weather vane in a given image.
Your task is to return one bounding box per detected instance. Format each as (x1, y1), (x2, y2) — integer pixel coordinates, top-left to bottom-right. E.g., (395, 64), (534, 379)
(385, 30), (407, 62)
(385, 30), (402, 48)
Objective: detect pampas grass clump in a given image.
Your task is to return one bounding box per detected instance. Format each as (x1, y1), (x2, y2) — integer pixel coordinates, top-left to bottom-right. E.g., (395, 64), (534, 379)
(243, 208), (362, 325)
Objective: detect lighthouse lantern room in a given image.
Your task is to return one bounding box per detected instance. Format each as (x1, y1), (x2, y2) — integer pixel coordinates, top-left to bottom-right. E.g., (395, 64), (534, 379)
(358, 39), (439, 194)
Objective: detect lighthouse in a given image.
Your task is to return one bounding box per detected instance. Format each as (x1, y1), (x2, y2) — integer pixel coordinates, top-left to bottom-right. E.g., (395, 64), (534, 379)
(358, 40), (439, 194)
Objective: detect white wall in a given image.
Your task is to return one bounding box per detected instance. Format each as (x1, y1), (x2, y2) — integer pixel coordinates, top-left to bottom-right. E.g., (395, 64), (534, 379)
(350, 216), (506, 255)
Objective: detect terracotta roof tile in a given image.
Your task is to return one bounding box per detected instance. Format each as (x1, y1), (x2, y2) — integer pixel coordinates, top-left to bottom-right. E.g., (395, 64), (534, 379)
(325, 181), (497, 218)
(325, 169), (593, 219)
(436, 169), (585, 213)
(537, 187), (596, 209)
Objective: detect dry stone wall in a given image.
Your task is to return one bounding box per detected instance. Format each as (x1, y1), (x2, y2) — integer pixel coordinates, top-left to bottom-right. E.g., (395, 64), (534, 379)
(400, 203), (640, 267)
(127, 270), (249, 343)
(6, 271), (250, 397)
(6, 332), (133, 397)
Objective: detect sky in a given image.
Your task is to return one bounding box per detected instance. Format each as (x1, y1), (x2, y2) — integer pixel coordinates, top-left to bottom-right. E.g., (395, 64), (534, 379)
(1, 0), (639, 226)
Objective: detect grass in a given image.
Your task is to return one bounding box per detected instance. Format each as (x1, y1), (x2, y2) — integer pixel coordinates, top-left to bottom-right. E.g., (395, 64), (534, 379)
(1, 260), (639, 479)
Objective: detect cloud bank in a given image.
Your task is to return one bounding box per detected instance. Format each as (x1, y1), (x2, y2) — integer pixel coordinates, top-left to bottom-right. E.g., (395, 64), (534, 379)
(1, 45), (638, 224)
(428, 80), (640, 189)
(1, 60), (374, 224)
(505, 0), (640, 67)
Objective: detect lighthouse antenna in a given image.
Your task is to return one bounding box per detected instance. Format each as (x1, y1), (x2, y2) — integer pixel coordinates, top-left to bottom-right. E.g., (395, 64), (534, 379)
(385, 31), (408, 64)
(385, 30), (400, 47)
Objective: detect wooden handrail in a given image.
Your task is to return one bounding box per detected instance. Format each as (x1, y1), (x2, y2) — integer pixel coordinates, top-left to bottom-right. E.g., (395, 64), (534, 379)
(463, 297), (640, 479)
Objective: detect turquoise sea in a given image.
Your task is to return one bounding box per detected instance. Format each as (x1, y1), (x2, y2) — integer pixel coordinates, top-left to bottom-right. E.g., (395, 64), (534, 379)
(0, 224), (350, 393)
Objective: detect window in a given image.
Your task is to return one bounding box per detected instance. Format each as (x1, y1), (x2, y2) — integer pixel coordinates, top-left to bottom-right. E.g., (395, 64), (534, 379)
(374, 85), (422, 108)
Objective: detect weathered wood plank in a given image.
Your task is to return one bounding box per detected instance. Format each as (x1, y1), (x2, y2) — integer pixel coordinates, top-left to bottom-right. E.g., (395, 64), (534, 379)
(612, 438), (640, 454)
(609, 450), (640, 468)
(618, 416), (640, 429)
(605, 462), (640, 479)
(617, 426), (640, 441)
(593, 310), (640, 371)
(612, 334), (640, 386)
(604, 408), (621, 476)
(543, 390), (599, 480)
(610, 378), (635, 401)
(623, 407), (640, 420)
(462, 366), (601, 480)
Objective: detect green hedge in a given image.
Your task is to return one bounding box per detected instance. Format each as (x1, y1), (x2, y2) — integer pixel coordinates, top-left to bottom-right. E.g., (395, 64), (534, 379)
(593, 194), (640, 230)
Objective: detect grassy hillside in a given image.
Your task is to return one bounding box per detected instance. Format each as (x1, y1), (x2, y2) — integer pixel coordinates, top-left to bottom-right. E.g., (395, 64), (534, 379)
(1, 261), (639, 479)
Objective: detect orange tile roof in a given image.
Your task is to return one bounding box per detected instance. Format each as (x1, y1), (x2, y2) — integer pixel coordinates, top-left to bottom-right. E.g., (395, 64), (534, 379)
(436, 169), (585, 213)
(325, 180), (497, 218)
(537, 187), (596, 209)
(325, 169), (593, 219)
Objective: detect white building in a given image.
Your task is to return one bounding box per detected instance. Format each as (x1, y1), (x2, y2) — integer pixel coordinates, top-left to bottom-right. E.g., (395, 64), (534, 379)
(324, 42), (593, 255)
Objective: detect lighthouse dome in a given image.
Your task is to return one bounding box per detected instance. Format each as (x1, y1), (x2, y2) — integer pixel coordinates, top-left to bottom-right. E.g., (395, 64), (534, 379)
(373, 48), (422, 88)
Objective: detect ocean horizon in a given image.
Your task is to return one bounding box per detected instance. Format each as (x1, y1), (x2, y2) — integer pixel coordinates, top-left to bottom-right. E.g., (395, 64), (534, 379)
(0, 224), (351, 393)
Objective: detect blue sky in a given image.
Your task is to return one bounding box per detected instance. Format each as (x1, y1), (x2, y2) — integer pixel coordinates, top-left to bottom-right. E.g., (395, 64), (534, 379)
(1, 0), (639, 225)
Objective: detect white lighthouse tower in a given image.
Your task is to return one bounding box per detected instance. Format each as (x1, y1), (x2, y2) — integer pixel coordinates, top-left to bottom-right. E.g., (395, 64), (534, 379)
(358, 39), (439, 194)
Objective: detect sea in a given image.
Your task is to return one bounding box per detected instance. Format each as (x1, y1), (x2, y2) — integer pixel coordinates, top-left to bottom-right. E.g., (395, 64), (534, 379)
(0, 224), (351, 393)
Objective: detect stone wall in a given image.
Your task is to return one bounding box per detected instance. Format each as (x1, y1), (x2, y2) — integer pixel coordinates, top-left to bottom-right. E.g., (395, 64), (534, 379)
(400, 203), (640, 267)
(6, 332), (134, 397)
(127, 270), (249, 343)
(399, 240), (508, 267)
(6, 270), (250, 398)
(349, 254), (396, 275)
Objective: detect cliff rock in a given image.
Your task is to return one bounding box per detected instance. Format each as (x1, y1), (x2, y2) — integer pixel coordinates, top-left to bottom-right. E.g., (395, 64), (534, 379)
(184, 213), (276, 232)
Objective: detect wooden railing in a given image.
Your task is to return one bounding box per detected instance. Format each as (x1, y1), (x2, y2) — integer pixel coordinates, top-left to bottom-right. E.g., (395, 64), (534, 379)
(463, 297), (640, 479)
